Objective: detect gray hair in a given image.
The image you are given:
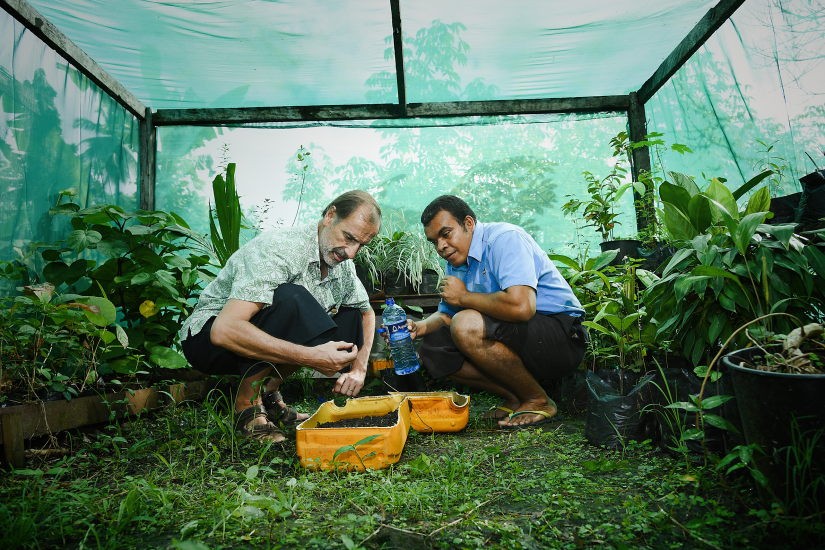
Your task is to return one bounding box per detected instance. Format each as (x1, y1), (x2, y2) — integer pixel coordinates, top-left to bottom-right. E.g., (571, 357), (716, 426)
(322, 190), (381, 225)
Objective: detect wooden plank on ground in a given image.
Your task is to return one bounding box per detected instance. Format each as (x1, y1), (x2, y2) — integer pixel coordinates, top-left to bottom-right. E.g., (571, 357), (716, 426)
(2, 412), (25, 468)
(0, 0), (146, 119)
(637, 0), (747, 103)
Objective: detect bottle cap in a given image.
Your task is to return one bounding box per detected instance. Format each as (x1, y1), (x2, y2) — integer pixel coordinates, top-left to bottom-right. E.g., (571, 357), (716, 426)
(385, 298), (394, 305)
(376, 328), (386, 334)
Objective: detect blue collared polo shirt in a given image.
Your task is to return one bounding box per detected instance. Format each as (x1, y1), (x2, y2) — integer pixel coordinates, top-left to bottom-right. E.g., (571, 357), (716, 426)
(437, 222), (585, 319)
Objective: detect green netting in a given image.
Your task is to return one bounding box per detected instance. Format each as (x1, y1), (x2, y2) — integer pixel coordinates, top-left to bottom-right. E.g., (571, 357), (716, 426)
(26, 0), (397, 109)
(0, 10), (139, 283)
(23, 0), (719, 108)
(647, 0), (825, 197)
(155, 115), (636, 257)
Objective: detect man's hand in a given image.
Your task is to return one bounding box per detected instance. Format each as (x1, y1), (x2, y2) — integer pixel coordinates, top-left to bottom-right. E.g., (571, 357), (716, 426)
(439, 275), (467, 307)
(308, 341), (358, 377)
(379, 319), (424, 344)
(333, 368), (366, 397)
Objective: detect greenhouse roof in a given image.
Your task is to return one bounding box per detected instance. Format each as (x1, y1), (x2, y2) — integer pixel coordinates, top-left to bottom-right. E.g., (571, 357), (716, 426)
(3, 0), (744, 124)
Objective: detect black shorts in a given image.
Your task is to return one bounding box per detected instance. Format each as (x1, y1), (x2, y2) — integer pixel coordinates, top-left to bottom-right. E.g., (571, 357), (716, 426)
(181, 284), (364, 379)
(418, 311), (587, 380)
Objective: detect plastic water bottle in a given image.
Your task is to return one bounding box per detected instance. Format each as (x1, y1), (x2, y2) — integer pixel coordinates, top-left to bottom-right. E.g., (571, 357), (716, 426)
(379, 298), (421, 375)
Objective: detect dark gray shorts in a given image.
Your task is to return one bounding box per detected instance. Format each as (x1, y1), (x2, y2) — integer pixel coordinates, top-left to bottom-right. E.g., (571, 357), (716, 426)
(418, 311), (588, 381)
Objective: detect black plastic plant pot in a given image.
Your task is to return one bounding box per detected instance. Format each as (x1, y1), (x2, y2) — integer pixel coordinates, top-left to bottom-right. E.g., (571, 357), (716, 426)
(383, 271), (410, 297)
(355, 266), (379, 297)
(722, 346), (825, 508)
(600, 239), (643, 267)
(418, 269), (439, 295)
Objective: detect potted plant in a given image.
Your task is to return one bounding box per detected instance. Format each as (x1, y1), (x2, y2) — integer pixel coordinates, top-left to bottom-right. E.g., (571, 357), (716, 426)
(710, 318), (825, 513)
(391, 230), (443, 295)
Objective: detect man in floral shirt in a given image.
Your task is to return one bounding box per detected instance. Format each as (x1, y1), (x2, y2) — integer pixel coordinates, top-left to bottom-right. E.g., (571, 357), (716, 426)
(181, 191), (380, 442)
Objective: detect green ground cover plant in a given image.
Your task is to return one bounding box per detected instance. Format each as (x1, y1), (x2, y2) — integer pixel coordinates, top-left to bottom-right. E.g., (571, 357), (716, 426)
(2, 381), (821, 550)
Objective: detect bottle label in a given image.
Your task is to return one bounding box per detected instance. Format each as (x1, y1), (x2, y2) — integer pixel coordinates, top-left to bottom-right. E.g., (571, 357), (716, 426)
(385, 320), (410, 342)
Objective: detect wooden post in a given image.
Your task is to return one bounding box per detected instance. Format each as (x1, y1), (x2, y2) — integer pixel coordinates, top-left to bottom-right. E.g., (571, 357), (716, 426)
(628, 92), (653, 232)
(2, 412), (25, 468)
(139, 107), (156, 211)
(389, 0), (407, 117)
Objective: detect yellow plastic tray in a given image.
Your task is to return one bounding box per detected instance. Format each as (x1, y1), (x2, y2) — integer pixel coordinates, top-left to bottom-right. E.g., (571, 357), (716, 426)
(296, 395), (410, 471)
(390, 391), (470, 433)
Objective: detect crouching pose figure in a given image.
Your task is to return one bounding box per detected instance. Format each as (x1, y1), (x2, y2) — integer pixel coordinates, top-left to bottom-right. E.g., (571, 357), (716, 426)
(180, 191), (380, 441)
(411, 195), (588, 428)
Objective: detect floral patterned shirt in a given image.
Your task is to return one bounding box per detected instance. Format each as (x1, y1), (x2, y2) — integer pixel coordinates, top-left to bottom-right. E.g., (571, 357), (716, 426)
(180, 224), (370, 340)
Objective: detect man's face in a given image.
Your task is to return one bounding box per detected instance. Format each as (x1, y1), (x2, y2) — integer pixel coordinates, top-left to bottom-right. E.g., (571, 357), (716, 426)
(319, 206), (379, 268)
(424, 210), (475, 267)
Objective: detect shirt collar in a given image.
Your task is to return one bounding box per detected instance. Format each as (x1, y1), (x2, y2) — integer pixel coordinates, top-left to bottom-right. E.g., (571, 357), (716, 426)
(468, 221), (485, 264)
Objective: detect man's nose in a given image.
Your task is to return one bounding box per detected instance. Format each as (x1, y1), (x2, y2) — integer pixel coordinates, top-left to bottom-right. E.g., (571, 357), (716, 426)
(345, 243), (360, 258)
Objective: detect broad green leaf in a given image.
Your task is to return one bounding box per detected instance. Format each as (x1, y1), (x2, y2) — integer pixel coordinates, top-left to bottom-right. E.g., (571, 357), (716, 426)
(732, 170), (773, 200)
(743, 186), (771, 217)
(705, 178), (739, 223)
(131, 246), (166, 268)
(131, 273), (154, 286)
(636, 269), (659, 288)
(659, 182), (692, 217)
(680, 428), (705, 441)
(67, 230), (102, 253)
(181, 269), (198, 288)
(147, 345), (188, 369)
(49, 203), (80, 217)
(691, 265), (741, 283)
(163, 255), (191, 269)
(734, 212), (769, 257)
(668, 172), (701, 197)
(77, 296), (117, 326)
(703, 413), (739, 433)
(352, 434), (383, 447)
(687, 194), (713, 234)
(662, 202), (697, 241)
(245, 465), (259, 480)
(662, 248), (696, 278)
(694, 365), (721, 383)
(97, 236), (131, 258)
(99, 331), (116, 345)
(758, 223), (796, 250)
(588, 249), (619, 272)
(43, 261), (69, 286)
(110, 357), (139, 374)
(548, 254), (580, 271)
(582, 321), (614, 337)
(665, 401), (701, 412)
(115, 325), (129, 349)
(707, 311), (726, 345)
(803, 246), (825, 279)
(698, 395), (735, 410)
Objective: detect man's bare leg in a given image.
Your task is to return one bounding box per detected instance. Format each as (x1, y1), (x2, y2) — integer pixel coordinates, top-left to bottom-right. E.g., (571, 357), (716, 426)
(447, 361), (519, 419)
(450, 310), (557, 427)
(236, 367), (273, 426)
(263, 364), (309, 422)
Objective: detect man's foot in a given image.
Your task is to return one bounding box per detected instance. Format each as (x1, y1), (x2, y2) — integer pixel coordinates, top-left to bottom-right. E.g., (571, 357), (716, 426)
(498, 400), (558, 428)
(234, 406), (286, 442)
(262, 390), (310, 425)
(482, 402), (519, 420)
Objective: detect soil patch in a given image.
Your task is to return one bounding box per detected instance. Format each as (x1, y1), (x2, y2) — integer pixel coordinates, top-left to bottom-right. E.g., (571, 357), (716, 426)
(316, 411), (398, 428)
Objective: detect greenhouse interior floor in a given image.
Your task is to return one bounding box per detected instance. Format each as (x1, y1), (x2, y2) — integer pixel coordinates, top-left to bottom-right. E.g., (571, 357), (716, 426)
(1, 378), (821, 550)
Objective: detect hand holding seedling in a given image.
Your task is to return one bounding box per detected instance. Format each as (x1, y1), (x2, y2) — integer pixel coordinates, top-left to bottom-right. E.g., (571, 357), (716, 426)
(310, 341), (358, 377)
(332, 367), (365, 397)
(439, 275), (467, 306)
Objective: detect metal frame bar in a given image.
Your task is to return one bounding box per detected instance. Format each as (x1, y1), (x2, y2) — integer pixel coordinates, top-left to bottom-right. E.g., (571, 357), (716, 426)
(0, 0), (146, 119)
(637, 0), (747, 104)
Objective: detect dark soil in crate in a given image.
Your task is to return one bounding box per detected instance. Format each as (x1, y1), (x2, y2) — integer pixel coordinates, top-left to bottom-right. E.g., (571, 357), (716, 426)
(316, 410), (398, 428)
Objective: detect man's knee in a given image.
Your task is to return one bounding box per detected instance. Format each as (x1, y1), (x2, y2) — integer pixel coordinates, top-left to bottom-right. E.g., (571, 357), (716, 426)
(450, 309), (485, 348)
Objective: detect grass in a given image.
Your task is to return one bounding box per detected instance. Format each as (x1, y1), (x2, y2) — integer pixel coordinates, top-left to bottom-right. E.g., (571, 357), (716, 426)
(1, 379), (822, 550)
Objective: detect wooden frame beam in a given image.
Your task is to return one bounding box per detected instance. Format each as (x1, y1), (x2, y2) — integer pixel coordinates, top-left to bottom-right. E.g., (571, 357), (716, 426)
(139, 108), (156, 211)
(153, 96), (629, 126)
(389, 0), (407, 117)
(0, 0), (146, 119)
(628, 92), (653, 231)
(637, 0), (747, 104)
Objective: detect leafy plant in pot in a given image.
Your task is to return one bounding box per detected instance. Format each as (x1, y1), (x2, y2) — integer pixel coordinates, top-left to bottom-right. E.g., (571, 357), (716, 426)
(390, 230), (443, 295)
(716, 317), (825, 514)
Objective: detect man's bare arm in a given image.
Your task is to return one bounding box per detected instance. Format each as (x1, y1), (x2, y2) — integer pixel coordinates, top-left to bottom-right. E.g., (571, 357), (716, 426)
(210, 299), (357, 376)
(440, 276), (536, 322)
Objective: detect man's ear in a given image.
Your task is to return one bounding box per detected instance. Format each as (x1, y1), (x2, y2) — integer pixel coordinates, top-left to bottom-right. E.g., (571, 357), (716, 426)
(323, 206), (337, 226)
(463, 215), (475, 232)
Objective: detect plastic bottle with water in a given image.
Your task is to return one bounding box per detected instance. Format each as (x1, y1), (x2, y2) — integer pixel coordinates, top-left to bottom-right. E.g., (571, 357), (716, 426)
(379, 298), (421, 375)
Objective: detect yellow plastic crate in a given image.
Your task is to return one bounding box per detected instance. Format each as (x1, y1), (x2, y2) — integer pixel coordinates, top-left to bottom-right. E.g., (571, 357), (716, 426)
(390, 391), (470, 433)
(296, 395), (410, 470)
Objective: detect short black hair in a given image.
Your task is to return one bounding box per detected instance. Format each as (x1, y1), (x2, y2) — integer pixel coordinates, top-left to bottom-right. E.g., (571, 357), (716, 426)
(322, 190), (381, 224)
(421, 195), (477, 228)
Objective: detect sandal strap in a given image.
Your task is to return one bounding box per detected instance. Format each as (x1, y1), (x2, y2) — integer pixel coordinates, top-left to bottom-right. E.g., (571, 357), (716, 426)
(262, 390), (301, 425)
(233, 405), (268, 432)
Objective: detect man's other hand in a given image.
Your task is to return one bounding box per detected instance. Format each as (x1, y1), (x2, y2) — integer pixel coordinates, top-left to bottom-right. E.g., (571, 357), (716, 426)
(333, 368), (366, 397)
(310, 341), (358, 376)
(439, 275), (467, 306)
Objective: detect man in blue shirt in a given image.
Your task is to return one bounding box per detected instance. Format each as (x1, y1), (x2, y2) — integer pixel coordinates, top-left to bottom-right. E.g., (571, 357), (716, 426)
(409, 195), (588, 428)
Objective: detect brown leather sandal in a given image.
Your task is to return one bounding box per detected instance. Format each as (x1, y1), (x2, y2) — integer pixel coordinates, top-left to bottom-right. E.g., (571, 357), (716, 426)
(262, 390), (302, 425)
(233, 405), (285, 441)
